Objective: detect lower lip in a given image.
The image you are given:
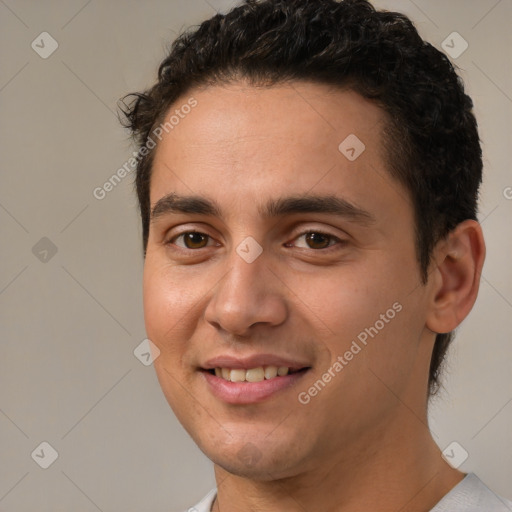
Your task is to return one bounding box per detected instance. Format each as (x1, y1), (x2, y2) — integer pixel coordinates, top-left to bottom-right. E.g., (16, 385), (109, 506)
(202, 370), (309, 404)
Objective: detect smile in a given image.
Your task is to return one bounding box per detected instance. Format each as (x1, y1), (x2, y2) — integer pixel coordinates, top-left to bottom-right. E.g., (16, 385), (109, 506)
(211, 366), (297, 382)
(202, 366), (310, 404)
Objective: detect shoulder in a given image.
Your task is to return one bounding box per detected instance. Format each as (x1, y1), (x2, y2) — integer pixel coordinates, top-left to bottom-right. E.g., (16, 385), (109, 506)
(431, 473), (512, 512)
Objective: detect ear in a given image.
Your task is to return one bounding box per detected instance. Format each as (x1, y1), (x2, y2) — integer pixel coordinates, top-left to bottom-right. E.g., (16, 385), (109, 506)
(426, 220), (486, 334)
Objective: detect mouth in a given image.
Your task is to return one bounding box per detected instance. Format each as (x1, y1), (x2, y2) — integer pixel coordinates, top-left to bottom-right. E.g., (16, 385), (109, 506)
(200, 358), (312, 404)
(204, 366), (309, 382)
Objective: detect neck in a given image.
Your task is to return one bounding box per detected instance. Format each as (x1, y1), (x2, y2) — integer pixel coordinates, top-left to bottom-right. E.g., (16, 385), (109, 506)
(211, 412), (464, 512)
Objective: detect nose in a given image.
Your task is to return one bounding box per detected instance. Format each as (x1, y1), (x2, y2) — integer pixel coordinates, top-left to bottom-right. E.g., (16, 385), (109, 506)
(204, 247), (288, 337)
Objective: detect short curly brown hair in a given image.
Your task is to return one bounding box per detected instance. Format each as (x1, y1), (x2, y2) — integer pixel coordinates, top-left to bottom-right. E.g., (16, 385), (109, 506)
(119, 0), (482, 397)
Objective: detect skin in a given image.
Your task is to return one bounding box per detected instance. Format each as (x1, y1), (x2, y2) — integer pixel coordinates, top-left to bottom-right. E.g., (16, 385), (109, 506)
(143, 81), (485, 511)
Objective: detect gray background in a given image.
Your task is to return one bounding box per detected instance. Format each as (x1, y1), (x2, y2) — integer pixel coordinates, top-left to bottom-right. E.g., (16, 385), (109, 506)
(0, 0), (510, 510)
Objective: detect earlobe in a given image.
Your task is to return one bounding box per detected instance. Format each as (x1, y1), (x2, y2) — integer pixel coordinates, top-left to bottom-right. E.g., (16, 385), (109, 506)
(426, 220), (486, 334)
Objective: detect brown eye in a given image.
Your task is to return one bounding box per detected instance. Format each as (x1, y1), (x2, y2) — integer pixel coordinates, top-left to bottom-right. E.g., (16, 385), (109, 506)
(304, 232), (332, 249)
(287, 231), (342, 251)
(172, 232), (211, 249)
(184, 232), (208, 249)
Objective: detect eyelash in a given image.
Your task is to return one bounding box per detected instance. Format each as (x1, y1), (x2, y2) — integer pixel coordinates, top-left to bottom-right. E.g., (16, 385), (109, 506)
(165, 229), (344, 252)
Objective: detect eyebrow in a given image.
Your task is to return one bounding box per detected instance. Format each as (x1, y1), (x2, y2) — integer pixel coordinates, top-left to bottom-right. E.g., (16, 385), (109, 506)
(150, 193), (376, 226)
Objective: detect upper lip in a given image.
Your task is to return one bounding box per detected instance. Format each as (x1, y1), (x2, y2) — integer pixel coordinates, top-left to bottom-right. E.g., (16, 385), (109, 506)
(202, 354), (311, 371)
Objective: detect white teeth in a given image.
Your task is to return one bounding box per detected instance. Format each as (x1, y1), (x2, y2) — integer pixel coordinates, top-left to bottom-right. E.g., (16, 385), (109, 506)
(264, 366), (278, 379)
(230, 369), (246, 382)
(214, 365), (293, 382)
(245, 367), (265, 382)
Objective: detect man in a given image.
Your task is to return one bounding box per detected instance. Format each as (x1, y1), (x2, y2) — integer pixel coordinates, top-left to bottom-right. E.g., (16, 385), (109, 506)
(119, 0), (511, 510)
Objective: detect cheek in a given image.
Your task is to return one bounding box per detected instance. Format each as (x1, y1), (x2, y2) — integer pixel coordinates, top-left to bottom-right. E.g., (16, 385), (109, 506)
(304, 262), (402, 340)
(142, 259), (198, 361)
(142, 260), (202, 421)
(293, 263), (424, 434)
(303, 253), (423, 376)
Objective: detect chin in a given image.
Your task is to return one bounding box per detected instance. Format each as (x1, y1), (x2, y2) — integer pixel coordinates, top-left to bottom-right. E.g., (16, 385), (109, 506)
(210, 452), (298, 481)
(197, 432), (308, 481)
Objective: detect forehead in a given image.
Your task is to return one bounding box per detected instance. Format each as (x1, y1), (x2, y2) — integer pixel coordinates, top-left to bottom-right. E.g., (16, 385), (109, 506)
(154, 81), (385, 155)
(149, 81), (407, 222)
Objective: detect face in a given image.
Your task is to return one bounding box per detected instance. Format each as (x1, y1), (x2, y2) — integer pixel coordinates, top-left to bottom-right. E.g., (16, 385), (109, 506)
(143, 81), (435, 479)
